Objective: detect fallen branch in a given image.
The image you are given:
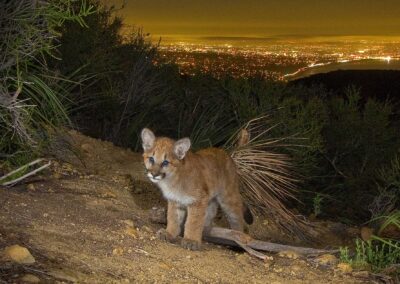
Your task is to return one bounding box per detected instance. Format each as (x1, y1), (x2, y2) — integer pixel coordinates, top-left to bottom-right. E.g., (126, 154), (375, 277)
(235, 239), (269, 260)
(204, 227), (337, 258)
(149, 208), (337, 259)
(1, 159), (51, 187)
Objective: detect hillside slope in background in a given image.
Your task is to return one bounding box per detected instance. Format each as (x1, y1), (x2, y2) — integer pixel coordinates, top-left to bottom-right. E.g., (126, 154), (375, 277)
(291, 70), (400, 102)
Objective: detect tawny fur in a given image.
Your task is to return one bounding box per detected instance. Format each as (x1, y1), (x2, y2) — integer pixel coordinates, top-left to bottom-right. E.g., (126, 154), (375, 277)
(141, 128), (249, 250)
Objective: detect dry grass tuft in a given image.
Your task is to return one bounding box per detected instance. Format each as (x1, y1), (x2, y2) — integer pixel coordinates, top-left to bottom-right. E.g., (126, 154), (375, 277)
(227, 116), (312, 239)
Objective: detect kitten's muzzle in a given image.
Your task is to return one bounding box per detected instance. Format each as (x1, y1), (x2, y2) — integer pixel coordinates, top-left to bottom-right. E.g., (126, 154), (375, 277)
(147, 171), (166, 183)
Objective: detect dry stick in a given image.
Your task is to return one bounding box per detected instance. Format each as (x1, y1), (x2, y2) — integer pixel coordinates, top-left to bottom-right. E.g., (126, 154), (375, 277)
(204, 227), (337, 257)
(0, 158), (44, 181)
(1, 160), (51, 186)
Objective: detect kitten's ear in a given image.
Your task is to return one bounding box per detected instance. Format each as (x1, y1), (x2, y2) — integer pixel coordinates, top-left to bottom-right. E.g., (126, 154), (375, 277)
(173, 138), (191, 160)
(141, 128), (155, 151)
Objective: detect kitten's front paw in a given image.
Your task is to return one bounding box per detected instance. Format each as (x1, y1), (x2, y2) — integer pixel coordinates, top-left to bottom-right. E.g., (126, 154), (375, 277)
(156, 228), (175, 242)
(181, 238), (201, 251)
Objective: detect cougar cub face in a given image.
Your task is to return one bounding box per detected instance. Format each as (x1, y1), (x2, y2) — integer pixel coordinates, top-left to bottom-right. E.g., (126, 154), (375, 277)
(141, 128), (191, 183)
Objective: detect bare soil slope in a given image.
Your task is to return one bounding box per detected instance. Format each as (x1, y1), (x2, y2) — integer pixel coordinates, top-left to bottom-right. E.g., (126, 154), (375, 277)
(0, 130), (372, 283)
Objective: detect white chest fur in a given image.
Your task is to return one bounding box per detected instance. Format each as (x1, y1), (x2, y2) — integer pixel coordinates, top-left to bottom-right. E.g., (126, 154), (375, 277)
(157, 181), (194, 206)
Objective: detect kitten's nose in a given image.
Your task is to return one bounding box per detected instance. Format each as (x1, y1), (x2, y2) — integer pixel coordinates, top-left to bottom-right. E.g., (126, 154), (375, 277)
(151, 172), (161, 178)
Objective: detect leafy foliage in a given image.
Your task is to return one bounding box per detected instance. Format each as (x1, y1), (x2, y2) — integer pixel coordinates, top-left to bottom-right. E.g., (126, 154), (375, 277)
(340, 238), (400, 273)
(0, 0), (94, 163)
(52, 1), (181, 150)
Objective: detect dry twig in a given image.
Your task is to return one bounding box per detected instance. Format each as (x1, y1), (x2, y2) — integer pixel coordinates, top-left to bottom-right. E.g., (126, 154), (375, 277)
(0, 158), (51, 186)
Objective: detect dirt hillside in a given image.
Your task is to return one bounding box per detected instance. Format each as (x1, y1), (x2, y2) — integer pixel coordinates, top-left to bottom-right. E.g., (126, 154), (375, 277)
(0, 130), (376, 283)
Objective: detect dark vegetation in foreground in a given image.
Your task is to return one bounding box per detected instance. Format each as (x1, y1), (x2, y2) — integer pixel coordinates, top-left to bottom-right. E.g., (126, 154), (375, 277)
(1, 0), (399, 275)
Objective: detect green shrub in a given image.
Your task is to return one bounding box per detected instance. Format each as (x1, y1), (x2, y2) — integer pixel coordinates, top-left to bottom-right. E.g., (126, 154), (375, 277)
(52, 0), (182, 150)
(369, 156), (400, 220)
(314, 88), (400, 219)
(0, 0), (94, 162)
(340, 238), (400, 273)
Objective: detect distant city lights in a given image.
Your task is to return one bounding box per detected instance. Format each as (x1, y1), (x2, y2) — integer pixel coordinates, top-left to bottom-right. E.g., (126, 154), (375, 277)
(154, 39), (400, 81)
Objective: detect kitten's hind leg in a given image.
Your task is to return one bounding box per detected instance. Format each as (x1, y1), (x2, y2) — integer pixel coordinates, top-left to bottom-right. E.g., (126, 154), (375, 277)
(203, 200), (218, 236)
(217, 192), (245, 232)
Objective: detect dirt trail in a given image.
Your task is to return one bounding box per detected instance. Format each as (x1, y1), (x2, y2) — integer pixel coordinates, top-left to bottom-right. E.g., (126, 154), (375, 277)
(0, 130), (372, 283)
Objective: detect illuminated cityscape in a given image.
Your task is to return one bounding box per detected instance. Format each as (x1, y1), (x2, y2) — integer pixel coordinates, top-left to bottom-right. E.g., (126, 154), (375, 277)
(107, 0), (400, 81)
(155, 37), (400, 81)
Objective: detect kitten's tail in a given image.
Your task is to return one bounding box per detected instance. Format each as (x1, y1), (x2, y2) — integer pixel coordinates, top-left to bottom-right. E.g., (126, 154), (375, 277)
(231, 123), (312, 241)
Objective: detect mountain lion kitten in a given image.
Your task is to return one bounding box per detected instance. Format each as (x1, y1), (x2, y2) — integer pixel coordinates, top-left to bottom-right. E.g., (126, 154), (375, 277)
(141, 128), (253, 250)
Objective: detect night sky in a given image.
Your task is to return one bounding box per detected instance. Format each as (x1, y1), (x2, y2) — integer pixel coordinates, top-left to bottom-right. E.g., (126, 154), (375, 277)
(106, 0), (400, 39)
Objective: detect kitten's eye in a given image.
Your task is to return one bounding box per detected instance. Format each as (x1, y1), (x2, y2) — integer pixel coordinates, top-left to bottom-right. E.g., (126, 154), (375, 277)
(149, 157), (155, 164)
(161, 160), (169, 167)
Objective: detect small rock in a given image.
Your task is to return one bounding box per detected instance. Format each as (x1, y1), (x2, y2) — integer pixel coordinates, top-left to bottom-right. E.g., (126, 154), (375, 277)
(125, 227), (138, 239)
(123, 219), (134, 227)
(291, 264), (303, 272)
(112, 247), (124, 256)
(264, 261), (272, 269)
(273, 266), (283, 273)
(337, 262), (353, 273)
(3, 245), (35, 264)
(141, 226), (153, 233)
(289, 264), (303, 276)
(264, 255), (274, 261)
(80, 143), (92, 153)
(360, 226), (374, 241)
(26, 184), (35, 191)
(314, 254), (338, 266)
(21, 274), (40, 283)
(263, 256), (274, 269)
(102, 191), (116, 198)
(278, 250), (301, 259)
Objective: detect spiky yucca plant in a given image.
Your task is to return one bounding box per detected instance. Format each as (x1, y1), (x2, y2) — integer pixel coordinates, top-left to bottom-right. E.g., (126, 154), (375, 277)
(0, 0), (94, 159)
(226, 117), (310, 238)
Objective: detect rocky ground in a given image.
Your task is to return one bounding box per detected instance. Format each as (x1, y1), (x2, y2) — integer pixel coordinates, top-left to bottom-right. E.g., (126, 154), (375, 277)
(0, 130), (388, 283)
